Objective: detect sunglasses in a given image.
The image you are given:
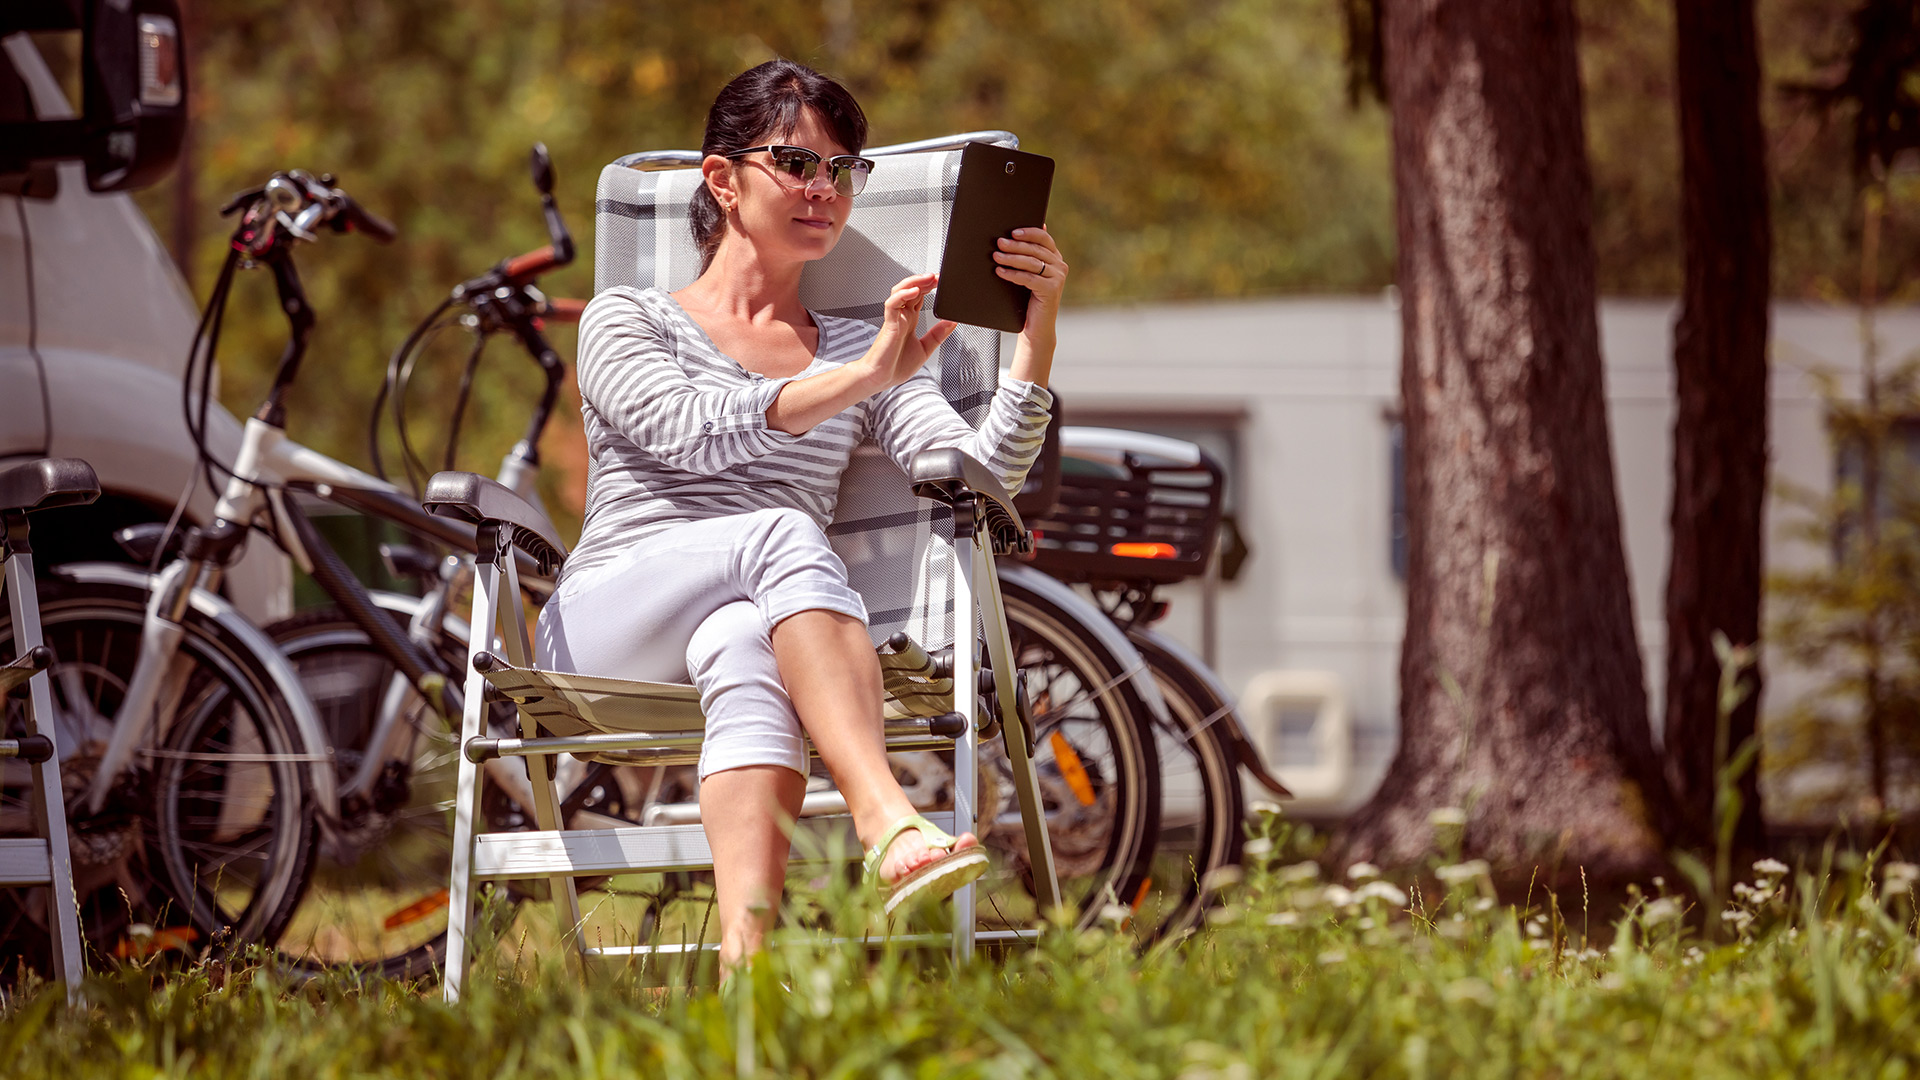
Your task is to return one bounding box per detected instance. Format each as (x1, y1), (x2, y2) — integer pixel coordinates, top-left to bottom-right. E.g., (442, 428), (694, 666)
(723, 144), (875, 197)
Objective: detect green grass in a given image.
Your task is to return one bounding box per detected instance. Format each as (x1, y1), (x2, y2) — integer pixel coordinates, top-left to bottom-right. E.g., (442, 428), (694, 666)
(8, 814), (1920, 1078)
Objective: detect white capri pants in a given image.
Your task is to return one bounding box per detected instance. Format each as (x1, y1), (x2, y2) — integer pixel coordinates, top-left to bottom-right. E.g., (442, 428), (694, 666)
(534, 508), (867, 779)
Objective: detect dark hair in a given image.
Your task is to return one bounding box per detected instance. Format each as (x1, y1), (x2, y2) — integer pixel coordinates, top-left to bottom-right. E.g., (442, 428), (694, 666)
(691, 59), (869, 270)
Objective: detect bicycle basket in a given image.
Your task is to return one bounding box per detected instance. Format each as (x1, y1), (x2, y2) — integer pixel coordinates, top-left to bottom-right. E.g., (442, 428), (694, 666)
(1024, 429), (1224, 586)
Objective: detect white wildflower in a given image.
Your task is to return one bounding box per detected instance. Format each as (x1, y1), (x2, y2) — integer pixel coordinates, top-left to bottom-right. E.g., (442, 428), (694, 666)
(1249, 799), (1284, 817)
(1721, 908), (1755, 929)
(1267, 911), (1299, 927)
(1200, 865), (1244, 894)
(1100, 903), (1132, 926)
(1322, 884), (1356, 909)
(1276, 861), (1321, 885)
(1683, 946), (1704, 967)
(1641, 898), (1683, 925)
(1242, 837), (1274, 859)
(1473, 897), (1496, 913)
(1733, 882), (1754, 899)
(1429, 807), (1468, 828)
(1884, 862), (1920, 889)
(1652, 876), (1665, 889)
(1355, 881), (1410, 907)
(1317, 949), (1347, 966)
(1753, 858), (1789, 878)
(1358, 916), (1377, 930)
(1435, 860), (1491, 885)
(1443, 977), (1496, 1006)
(1347, 862), (1381, 881)
(1750, 887), (1774, 904)
(1206, 905), (1243, 926)
(1525, 916), (1548, 938)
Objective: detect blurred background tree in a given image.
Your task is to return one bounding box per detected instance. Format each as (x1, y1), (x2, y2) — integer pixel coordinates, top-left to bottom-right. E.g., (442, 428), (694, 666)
(138, 0), (1392, 531)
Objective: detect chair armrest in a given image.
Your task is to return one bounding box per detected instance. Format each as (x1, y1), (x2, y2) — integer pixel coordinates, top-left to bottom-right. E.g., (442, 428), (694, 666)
(909, 449), (1032, 556)
(424, 471), (568, 574)
(0, 458), (99, 516)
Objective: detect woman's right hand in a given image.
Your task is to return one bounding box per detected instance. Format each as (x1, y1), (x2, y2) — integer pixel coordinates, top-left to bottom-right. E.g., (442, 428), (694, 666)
(856, 272), (957, 392)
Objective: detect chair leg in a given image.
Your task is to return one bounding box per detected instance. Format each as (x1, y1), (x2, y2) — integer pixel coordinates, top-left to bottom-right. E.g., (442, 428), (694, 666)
(500, 549), (585, 960)
(443, 554), (502, 1004)
(948, 534), (979, 964)
(975, 544), (1063, 914)
(7, 552), (84, 1004)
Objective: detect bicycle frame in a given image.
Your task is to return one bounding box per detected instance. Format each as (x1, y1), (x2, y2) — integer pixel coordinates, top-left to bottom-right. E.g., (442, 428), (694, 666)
(79, 412), (559, 841)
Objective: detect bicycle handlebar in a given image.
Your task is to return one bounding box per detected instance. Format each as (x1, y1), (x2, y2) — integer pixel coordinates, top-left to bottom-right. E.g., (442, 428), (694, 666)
(335, 192), (397, 243)
(542, 297), (586, 323)
(503, 244), (562, 283)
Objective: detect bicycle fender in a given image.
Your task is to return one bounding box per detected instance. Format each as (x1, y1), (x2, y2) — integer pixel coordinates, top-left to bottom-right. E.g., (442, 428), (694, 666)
(1126, 624), (1292, 798)
(50, 561), (342, 816)
(994, 561), (1171, 725)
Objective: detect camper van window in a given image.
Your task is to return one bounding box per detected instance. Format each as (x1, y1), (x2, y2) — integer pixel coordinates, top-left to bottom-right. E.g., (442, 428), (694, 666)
(1832, 415), (1920, 563)
(0, 47), (30, 122)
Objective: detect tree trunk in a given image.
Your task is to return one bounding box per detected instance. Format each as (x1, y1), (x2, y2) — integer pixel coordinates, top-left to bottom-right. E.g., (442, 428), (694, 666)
(1336, 0), (1675, 885)
(1663, 0), (1771, 852)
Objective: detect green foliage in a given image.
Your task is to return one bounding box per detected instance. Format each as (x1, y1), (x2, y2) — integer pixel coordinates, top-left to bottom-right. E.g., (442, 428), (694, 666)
(1770, 358), (1920, 821)
(9, 813), (1920, 1077)
(134, 0), (1390, 527)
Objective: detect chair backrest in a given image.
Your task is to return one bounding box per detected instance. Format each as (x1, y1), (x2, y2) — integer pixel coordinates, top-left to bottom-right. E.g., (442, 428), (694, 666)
(592, 136), (1015, 649)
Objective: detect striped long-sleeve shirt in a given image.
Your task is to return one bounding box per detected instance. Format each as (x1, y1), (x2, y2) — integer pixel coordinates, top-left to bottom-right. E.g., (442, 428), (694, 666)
(561, 285), (1053, 585)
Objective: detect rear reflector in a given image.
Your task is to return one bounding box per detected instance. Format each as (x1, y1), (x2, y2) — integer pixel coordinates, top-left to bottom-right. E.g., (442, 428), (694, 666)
(1110, 542), (1178, 559)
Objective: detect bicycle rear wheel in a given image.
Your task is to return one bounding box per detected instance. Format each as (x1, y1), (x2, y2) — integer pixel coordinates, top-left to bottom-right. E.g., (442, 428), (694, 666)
(1125, 629), (1247, 938)
(980, 574), (1161, 931)
(0, 577), (316, 974)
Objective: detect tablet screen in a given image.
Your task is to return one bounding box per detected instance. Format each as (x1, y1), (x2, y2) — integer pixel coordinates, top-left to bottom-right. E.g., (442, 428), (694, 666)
(934, 142), (1055, 334)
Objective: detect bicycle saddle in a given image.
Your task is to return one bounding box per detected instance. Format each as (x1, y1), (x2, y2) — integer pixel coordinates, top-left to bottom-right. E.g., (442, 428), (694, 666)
(0, 458), (99, 516)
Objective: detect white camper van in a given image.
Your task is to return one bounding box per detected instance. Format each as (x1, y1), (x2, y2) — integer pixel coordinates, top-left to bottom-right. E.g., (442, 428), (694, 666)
(1, 29), (288, 620)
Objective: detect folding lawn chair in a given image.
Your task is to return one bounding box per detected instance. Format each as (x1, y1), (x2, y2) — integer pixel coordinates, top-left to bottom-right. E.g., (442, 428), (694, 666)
(0, 458), (99, 1003)
(430, 132), (1061, 1001)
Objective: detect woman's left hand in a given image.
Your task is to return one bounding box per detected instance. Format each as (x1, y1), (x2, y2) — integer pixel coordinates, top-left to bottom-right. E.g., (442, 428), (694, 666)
(995, 226), (1068, 336)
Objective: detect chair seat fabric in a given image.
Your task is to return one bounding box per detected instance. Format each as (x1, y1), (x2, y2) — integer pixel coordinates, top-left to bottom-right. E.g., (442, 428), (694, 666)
(478, 638), (957, 740)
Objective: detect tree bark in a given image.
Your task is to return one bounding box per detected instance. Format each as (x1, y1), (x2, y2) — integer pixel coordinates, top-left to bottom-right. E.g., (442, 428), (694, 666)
(1663, 0), (1771, 852)
(1336, 0), (1676, 885)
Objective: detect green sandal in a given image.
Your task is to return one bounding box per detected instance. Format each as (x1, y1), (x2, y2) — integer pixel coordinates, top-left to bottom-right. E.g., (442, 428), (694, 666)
(864, 814), (990, 918)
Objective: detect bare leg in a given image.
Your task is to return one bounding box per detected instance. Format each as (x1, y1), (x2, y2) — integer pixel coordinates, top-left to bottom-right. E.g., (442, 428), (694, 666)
(770, 609), (978, 880)
(700, 764), (806, 972)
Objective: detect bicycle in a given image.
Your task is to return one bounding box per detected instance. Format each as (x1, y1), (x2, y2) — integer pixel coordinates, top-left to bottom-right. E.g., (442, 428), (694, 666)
(3, 149), (607, 972)
(1022, 425), (1292, 936)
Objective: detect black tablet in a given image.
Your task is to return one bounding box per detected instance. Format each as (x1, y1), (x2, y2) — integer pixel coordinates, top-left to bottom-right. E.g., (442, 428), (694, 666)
(934, 142), (1055, 333)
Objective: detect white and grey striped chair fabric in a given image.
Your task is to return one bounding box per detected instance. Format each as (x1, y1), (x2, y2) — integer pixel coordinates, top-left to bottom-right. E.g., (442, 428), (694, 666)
(435, 135), (1061, 1002)
(592, 140), (1007, 650)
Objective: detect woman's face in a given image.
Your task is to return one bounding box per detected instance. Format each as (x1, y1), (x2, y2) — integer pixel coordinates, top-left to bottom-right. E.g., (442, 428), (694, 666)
(710, 107), (854, 266)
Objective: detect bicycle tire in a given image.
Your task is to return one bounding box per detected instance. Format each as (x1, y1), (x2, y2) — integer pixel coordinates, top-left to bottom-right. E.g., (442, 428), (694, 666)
(0, 578), (317, 973)
(1124, 629), (1247, 938)
(985, 576), (1161, 931)
(264, 605), (523, 979)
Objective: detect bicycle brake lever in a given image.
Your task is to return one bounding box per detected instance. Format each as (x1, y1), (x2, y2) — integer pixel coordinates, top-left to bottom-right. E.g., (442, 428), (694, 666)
(219, 185), (267, 216)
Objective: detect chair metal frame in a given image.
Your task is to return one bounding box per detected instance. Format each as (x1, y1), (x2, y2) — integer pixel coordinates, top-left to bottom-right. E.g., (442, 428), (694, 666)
(433, 132), (1067, 1001)
(0, 459), (99, 1003)
(430, 453), (1060, 999)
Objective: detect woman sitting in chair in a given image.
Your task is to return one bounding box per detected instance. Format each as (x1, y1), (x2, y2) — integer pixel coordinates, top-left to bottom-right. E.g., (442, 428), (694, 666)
(537, 59), (1065, 968)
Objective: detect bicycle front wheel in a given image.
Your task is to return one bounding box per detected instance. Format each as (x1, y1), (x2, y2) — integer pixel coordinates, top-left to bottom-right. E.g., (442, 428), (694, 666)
(0, 576), (317, 972)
